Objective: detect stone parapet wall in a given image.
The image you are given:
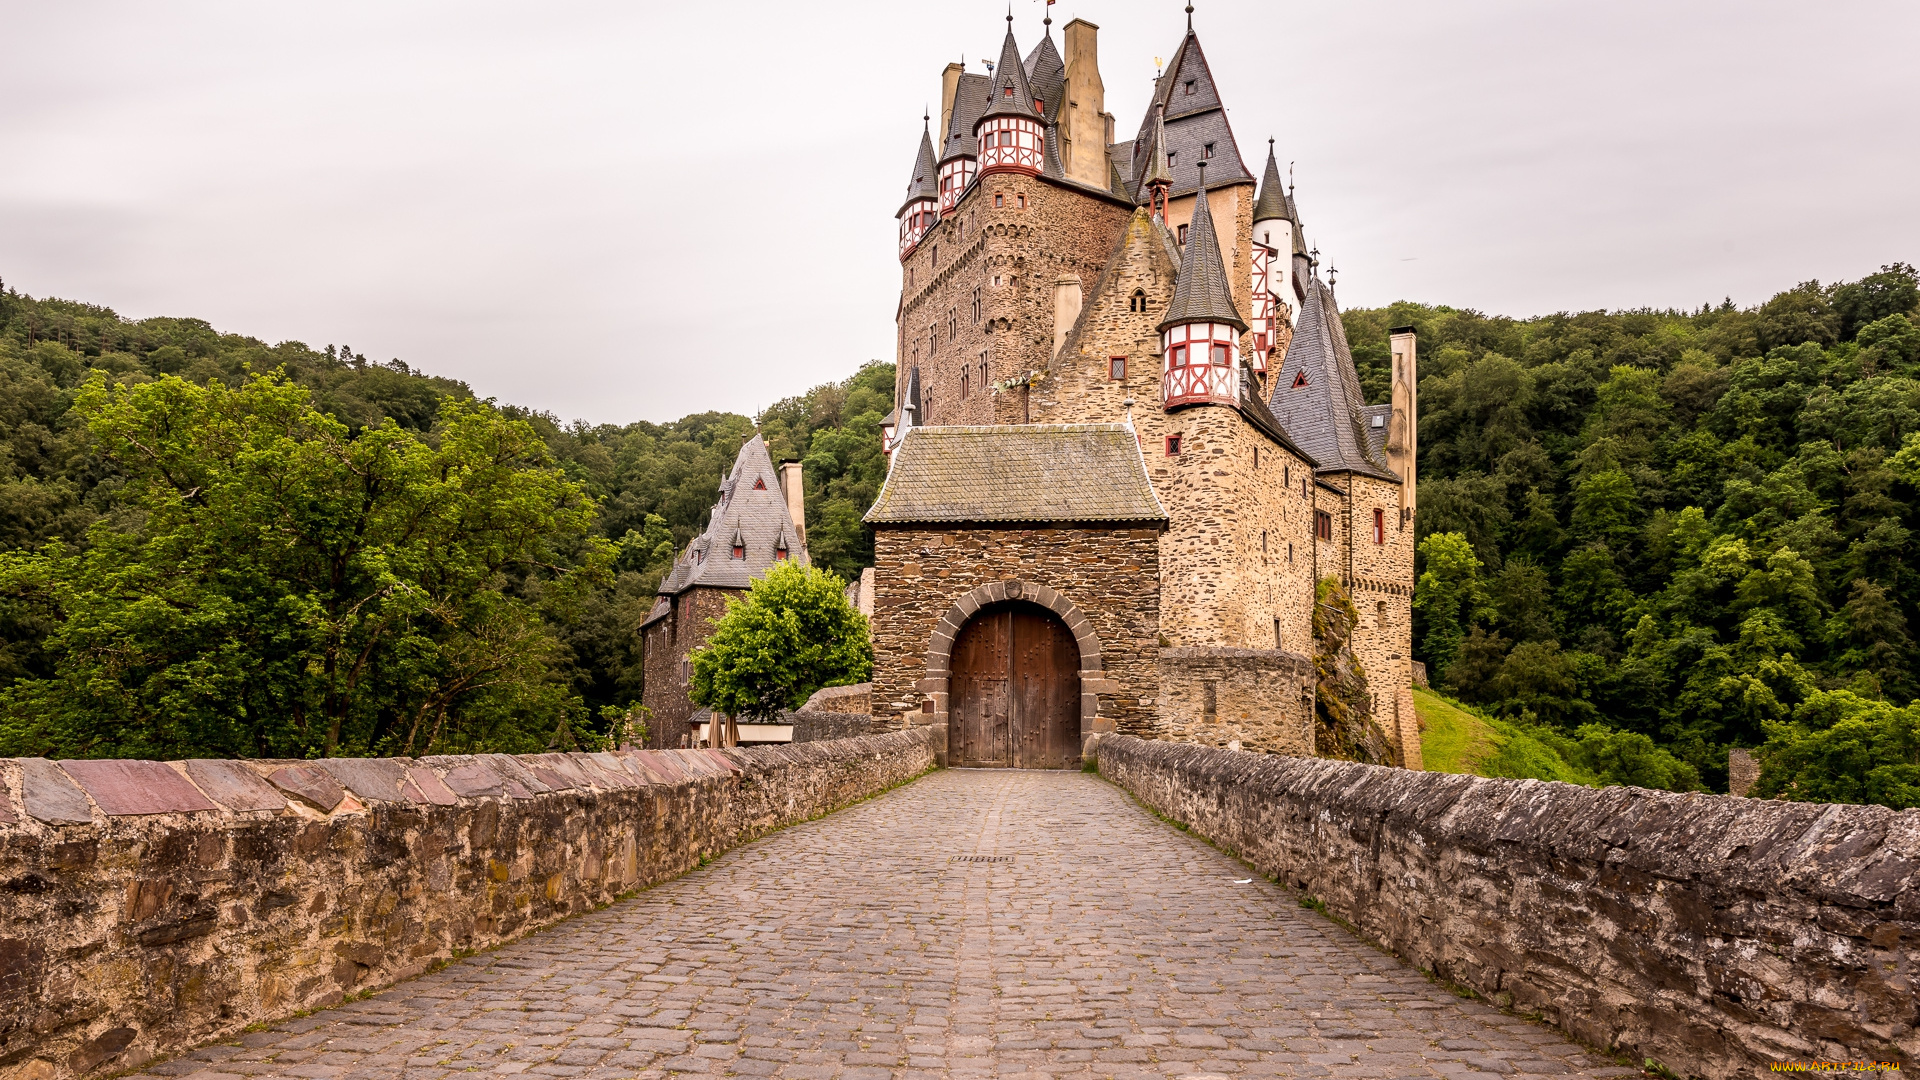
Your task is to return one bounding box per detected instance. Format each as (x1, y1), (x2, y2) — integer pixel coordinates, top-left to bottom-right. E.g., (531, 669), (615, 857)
(1157, 647), (1314, 755)
(1096, 736), (1918, 1079)
(789, 712), (873, 743)
(0, 732), (936, 1080)
(798, 682), (871, 715)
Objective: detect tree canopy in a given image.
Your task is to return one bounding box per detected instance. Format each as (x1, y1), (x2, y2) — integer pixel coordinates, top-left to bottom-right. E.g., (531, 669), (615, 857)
(1343, 263), (1920, 800)
(688, 562), (873, 723)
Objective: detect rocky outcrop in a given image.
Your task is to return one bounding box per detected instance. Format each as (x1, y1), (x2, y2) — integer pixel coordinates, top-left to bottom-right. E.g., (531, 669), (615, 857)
(0, 732), (936, 1079)
(1096, 735), (1919, 1078)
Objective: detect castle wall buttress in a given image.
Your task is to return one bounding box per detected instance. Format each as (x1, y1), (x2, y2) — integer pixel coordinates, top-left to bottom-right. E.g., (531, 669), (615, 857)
(1321, 471), (1418, 767)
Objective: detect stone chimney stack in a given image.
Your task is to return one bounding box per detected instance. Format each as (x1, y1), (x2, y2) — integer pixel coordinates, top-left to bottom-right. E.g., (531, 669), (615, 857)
(1061, 19), (1107, 189)
(939, 61), (964, 153)
(1387, 325), (1417, 522)
(779, 460), (807, 548)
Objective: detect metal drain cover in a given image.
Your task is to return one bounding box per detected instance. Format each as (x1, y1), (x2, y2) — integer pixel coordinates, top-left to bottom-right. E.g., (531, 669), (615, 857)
(950, 855), (1014, 863)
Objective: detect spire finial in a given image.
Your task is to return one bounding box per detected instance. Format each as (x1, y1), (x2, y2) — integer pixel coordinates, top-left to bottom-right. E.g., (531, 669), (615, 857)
(1328, 265), (1338, 289)
(1186, 2), (1194, 31)
(1044, 0), (1053, 34)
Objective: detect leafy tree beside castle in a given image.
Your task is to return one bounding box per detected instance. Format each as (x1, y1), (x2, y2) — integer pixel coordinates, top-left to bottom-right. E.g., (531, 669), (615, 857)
(688, 562), (872, 725)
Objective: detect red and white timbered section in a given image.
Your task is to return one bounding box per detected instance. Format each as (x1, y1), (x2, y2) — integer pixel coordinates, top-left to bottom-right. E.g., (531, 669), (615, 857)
(976, 117), (1044, 176)
(1162, 321), (1241, 409)
(1249, 244), (1276, 372)
(899, 199), (937, 259)
(939, 158), (977, 214)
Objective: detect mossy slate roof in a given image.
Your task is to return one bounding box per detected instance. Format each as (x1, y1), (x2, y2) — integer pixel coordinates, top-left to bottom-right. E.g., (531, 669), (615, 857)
(865, 424), (1168, 525)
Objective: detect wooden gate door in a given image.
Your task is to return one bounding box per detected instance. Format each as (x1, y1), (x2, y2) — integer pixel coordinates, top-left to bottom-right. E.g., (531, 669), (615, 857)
(950, 603), (1081, 769)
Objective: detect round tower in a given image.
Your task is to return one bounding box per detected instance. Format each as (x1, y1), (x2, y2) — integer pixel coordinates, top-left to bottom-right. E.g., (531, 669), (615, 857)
(1159, 162), (1248, 409)
(974, 16), (1045, 177)
(1250, 140), (1294, 358)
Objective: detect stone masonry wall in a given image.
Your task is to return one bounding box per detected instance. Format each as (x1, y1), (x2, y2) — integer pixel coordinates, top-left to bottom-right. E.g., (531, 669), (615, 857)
(1098, 736), (1920, 1078)
(1156, 648), (1315, 755)
(640, 586), (738, 748)
(1032, 206), (1319, 654)
(869, 525), (1162, 743)
(1336, 471), (1418, 765)
(897, 172), (1131, 428)
(0, 731), (935, 1079)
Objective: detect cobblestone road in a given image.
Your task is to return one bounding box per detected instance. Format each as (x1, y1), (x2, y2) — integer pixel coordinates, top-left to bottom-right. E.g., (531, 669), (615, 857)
(140, 770), (1635, 1080)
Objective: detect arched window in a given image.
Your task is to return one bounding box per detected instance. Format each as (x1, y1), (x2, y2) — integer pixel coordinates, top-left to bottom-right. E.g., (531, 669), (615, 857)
(1130, 289), (1146, 313)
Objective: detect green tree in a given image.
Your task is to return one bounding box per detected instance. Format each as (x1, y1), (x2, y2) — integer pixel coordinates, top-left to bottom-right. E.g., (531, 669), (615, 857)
(1413, 532), (1491, 675)
(0, 371), (609, 760)
(689, 562), (872, 726)
(1755, 690), (1920, 808)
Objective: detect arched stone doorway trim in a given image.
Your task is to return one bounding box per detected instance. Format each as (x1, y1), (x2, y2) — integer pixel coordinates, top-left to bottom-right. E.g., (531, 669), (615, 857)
(918, 579), (1119, 760)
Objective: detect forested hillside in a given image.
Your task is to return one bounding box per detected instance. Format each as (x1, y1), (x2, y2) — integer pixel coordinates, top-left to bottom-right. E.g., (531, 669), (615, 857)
(0, 285), (890, 757)
(1344, 264), (1920, 800)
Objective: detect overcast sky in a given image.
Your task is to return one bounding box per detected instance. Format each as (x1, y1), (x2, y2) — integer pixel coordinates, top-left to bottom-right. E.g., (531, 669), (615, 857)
(2, 1), (1915, 424)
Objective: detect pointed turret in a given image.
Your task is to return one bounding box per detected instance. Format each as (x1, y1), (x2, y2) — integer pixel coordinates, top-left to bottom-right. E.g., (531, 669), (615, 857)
(1139, 103), (1172, 221)
(898, 119), (941, 259)
(1267, 272), (1395, 480)
(1159, 162), (1246, 411)
(1249, 139), (1295, 353)
(938, 71), (992, 212)
(975, 15), (1046, 177)
(1024, 16), (1066, 123)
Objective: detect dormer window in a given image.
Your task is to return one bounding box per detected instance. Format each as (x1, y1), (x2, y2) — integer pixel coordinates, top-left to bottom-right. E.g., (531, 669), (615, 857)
(732, 544), (745, 559)
(1184, 80), (1196, 95)
(753, 477), (767, 490)
(1292, 370), (1309, 388)
(1167, 152), (1176, 167)
(1203, 143), (1215, 159)
(775, 536), (790, 561)
(1177, 224), (1189, 245)
(1003, 85), (1014, 98)
(1035, 99), (1044, 115)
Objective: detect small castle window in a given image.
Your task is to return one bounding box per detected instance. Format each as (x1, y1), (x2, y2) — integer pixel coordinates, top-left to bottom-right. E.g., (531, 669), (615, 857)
(995, 194), (1004, 208)
(1376, 600), (1388, 623)
(1169, 343), (1188, 367)
(1287, 542), (1294, 563)
(1004, 85), (1015, 98)
(1315, 510), (1333, 541)
(932, 244), (939, 267)
(753, 477), (766, 490)
(1203, 142), (1215, 158)
(1177, 224), (1189, 245)
(1129, 289), (1146, 312)
(1292, 370), (1309, 389)
(1253, 447), (1259, 468)
(1261, 529), (1267, 553)
(1108, 356), (1126, 380)
(1167, 152), (1177, 167)
(1275, 618), (1284, 647)
(1284, 465), (1291, 486)
(961, 371), (970, 400)
(1017, 194), (1026, 209)
(1372, 414), (1385, 428)
(1166, 434), (1182, 456)
(1211, 342), (1230, 366)
(1374, 508), (1385, 545)
(731, 543), (745, 559)
(1184, 80), (1196, 95)
(1035, 99), (1044, 115)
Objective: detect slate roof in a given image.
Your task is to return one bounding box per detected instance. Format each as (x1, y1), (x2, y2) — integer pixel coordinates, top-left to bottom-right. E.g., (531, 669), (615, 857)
(1024, 30), (1066, 123)
(1125, 31), (1253, 201)
(1159, 164), (1245, 332)
(898, 124), (940, 215)
(1363, 404), (1392, 460)
(1268, 276), (1396, 480)
(941, 72), (992, 162)
(651, 435), (809, 600)
(978, 22), (1042, 125)
(1253, 142), (1291, 224)
(865, 425), (1168, 524)
(1138, 105), (1172, 195)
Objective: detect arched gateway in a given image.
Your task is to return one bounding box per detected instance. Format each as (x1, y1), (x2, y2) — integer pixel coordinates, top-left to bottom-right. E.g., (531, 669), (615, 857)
(949, 601), (1081, 768)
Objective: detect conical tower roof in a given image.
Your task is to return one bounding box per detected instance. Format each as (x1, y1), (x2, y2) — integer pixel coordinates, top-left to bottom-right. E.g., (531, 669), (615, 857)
(1137, 104), (1172, 199)
(1024, 21), (1066, 120)
(651, 434), (810, 596)
(941, 72), (992, 163)
(1253, 140), (1291, 223)
(977, 17), (1042, 126)
(898, 121), (940, 216)
(1159, 163), (1245, 332)
(1267, 274), (1394, 479)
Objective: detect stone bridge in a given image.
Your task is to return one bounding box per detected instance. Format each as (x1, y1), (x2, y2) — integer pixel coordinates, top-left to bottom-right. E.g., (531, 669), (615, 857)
(2, 734), (1914, 1080)
(116, 770), (1631, 1080)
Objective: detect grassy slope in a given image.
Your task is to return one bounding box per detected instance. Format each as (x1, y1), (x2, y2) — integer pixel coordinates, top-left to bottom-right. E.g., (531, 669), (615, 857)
(1414, 687), (1593, 784)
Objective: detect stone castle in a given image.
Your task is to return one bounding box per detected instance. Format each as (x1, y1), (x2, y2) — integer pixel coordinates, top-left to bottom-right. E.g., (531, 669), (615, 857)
(641, 9), (1420, 768)
(863, 8), (1419, 768)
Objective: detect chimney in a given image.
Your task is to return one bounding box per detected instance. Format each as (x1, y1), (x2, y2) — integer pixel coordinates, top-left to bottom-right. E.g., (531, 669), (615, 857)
(1061, 19), (1106, 188)
(1387, 325), (1417, 522)
(939, 62), (964, 150)
(778, 460), (807, 550)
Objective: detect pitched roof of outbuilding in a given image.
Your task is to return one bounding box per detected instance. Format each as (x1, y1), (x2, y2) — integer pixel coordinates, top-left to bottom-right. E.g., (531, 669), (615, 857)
(1159, 165), (1245, 332)
(865, 424), (1168, 524)
(1268, 276), (1396, 480)
(653, 434), (809, 598)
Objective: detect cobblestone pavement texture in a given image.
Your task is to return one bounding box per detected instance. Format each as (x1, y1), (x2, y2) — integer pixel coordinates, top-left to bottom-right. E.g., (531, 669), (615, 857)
(133, 770), (1636, 1080)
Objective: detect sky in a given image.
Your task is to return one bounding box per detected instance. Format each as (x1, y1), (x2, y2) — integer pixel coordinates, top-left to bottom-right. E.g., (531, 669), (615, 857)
(1, 0), (1915, 425)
